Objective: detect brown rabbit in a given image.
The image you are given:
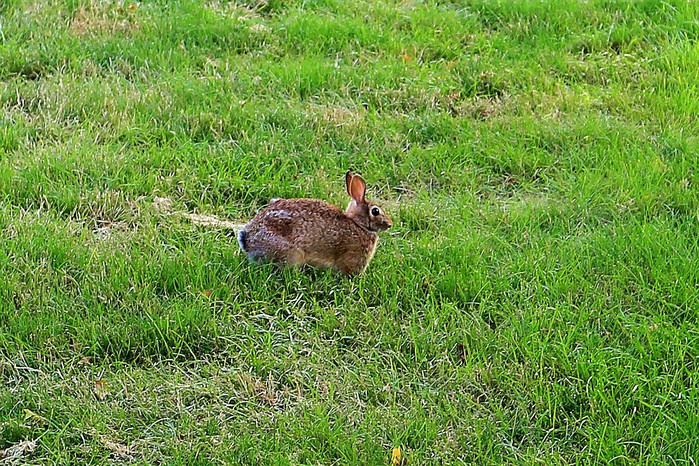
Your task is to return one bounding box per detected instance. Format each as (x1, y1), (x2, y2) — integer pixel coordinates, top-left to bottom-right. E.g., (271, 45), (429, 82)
(238, 171), (392, 275)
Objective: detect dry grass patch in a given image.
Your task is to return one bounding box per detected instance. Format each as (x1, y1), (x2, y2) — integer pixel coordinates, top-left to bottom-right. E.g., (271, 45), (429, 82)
(70, 2), (140, 38)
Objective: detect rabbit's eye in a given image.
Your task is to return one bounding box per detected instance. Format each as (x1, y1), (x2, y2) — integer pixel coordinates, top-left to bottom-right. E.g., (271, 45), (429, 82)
(371, 207), (380, 216)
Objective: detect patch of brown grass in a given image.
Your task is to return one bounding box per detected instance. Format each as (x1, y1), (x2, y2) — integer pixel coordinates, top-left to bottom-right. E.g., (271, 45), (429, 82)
(70, 3), (140, 38)
(306, 103), (365, 129)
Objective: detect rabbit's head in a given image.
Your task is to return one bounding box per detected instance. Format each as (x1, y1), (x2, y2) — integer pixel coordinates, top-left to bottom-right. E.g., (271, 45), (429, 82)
(344, 171), (392, 232)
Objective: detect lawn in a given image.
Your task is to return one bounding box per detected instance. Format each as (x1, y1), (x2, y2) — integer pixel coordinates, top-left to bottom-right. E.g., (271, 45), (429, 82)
(1, 0), (698, 463)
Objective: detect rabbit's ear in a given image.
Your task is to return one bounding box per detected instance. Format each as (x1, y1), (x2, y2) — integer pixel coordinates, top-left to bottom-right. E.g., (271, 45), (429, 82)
(346, 171), (354, 197)
(349, 174), (366, 203)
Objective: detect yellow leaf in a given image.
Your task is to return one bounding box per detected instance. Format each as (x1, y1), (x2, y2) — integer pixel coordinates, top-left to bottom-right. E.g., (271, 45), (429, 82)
(23, 409), (46, 424)
(391, 447), (402, 466)
(94, 378), (109, 400)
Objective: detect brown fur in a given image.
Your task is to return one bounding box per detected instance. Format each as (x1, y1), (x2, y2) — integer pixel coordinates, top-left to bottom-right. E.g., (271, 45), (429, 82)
(239, 172), (392, 275)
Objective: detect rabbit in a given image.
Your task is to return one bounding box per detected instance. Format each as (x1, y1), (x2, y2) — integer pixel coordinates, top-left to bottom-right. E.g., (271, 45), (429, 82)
(238, 171), (392, 275)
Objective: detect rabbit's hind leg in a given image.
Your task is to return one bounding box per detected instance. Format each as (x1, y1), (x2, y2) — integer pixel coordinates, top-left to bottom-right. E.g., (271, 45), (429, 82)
(242, 226), (296, 265)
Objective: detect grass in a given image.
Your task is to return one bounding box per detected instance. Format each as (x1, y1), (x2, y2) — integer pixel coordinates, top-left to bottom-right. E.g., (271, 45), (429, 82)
(0, 0), (698, 463)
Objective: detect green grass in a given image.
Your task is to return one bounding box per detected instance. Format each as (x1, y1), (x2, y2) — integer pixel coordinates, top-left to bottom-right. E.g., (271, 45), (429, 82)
(1, 0), (698, 463)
